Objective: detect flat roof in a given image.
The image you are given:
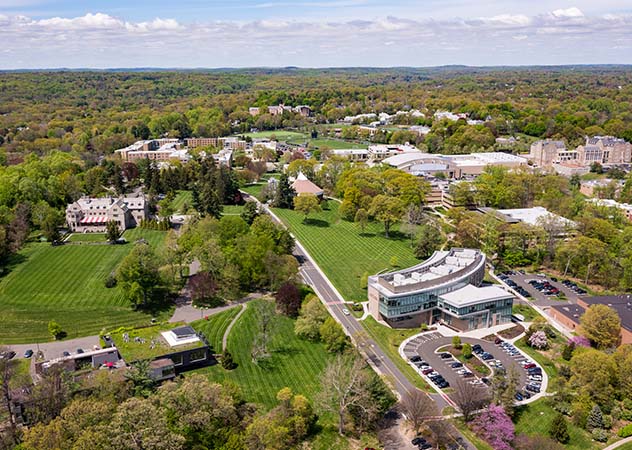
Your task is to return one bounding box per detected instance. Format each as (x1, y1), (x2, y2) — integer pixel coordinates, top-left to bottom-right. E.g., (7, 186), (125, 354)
(497, 206), (575, 228)
(550, 304), (585, 324)
(582, 295), (632, 332)
(439, 284), (512, 308)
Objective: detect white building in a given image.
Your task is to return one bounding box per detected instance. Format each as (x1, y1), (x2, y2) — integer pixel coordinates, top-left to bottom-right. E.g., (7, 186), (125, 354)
(496, 206), (576, 228)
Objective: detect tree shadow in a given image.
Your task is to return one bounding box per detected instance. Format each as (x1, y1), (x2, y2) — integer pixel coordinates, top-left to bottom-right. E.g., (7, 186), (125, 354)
(359, 232), (376, 238)
(253, 356), (278, 371)
(272, 344), (301, 356)
(0, 253), (28, 280)
(303, 218), (329, 227)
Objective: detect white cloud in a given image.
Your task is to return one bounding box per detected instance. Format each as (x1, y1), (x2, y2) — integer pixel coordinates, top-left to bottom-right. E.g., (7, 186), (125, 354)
(551, 7), (584, 18)
(0, 9), (631, 68)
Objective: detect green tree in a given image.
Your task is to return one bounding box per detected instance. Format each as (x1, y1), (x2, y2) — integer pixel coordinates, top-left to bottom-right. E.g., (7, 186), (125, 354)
(580, 304), (621, 349)
(48, 320), (64, 340)
(587, 404), (604, 431)
(360, 271), (369, 290)
(462, 343), (472, 359)
(293, 194), (321, 222)
(294, 295), (328, 341)
(549, 413), (570, 443)
(116, 243), (162, 309)
(275, 173), (296, 209)
(319, 317), (348, 353)
(369, 194), (404, 238)
(240, 201), (260, 225)
(414, 224), (443, 259)
(105, 220), (120, 243)
(354, 208), (368, 233)
(452, 336), (462, 349)
(124, 360), (156, 398)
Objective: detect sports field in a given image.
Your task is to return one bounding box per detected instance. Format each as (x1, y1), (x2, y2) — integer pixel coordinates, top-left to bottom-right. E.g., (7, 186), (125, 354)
(195, 300), (332, 408)
(273, 202), (419, 302)
(0, 228), (169, 344)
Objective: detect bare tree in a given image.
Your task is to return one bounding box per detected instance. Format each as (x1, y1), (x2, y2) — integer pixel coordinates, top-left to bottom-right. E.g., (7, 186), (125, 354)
(451, 378), (490, 422)
(400, 389), (438, 434)
(0, 349), (19, 446)
(251, 300), (277, 362)
(317, 354), (374, 436)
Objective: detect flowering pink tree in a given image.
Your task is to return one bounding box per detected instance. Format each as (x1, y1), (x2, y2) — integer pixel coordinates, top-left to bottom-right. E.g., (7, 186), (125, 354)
(528, 330), (548, 349)
(569, 335), (590, 348)
(472, 404), (515, 450)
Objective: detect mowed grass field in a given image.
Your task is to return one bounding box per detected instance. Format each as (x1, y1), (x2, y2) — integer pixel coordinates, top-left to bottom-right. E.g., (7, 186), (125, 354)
(0, 228), (169, 344)
(195, 300), (332, 408)
(172, 190), (193, 213)
(192, 306), (241, 353)
(273, 202), (419, 302)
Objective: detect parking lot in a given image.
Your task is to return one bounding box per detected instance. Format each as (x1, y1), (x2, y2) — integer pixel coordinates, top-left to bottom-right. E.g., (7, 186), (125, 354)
(496, 270), (587, 308)
(402, 332), (545, 403)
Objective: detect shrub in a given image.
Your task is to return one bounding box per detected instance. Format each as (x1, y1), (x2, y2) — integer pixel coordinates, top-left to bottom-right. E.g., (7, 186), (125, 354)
(48, 320), (65, 340)
(104, 273), (117, 288)
(462, 343), (472, 359)
(591, 428), (608, 442)
(452, 336), (462, 349)
(618, 423), (632, 438)
(549, 413), (570, 443)
(419, 324), (428, 332)
(221, 350), (236, 370)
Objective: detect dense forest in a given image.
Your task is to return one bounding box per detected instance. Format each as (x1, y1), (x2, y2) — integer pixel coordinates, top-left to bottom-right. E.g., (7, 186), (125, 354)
(1, 67), (632, 162)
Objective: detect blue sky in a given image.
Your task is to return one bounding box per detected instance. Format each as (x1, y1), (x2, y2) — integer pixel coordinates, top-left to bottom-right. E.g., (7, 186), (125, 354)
(0, 1), (631, 68)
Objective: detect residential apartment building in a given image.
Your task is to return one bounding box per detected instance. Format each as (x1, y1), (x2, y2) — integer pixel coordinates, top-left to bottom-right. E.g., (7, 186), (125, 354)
(368, 248), (513, 330)
(587, 198), (632, 222)
(66, 196), (148, 233)
(115, 139), (182, 162)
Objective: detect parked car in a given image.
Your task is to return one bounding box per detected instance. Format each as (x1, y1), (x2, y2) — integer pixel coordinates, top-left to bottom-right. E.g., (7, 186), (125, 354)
(0, 351), (16, 360)
(412, 437), (426, 446)
(440, 352), (452, 359)
(76, 348), (84, 354)
(410, 355), (422, 363)
(422, 368), (434, 375)
(462, 371), (474, 378)
(451, 362), (463, 368)
(495, 337), (503, 345)
(342, 308), (350, 316)
(62, 351), (70, 357)
(24, 349), (33, 358)
(481, 352), (494, 360)
(515, 392), (524, 401)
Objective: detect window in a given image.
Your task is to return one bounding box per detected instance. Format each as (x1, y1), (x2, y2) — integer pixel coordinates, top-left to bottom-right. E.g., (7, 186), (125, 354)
(171, 354), (183, 366)
(189, 348), (207, 363)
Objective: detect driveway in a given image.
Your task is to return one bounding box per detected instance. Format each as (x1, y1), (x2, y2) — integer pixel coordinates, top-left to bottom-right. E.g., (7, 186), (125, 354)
(8, 335), (101, 361)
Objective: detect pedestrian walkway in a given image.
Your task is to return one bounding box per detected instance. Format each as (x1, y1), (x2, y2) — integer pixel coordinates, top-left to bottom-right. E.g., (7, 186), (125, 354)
(221, 304), (247, 352)
(604, 436), (632, 450)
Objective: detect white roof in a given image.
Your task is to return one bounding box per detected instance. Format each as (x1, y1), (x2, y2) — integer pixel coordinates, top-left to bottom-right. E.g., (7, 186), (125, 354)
(439, 284), (512, 307)
(382, 151), (437, 167)
(161, 330), (201, 348)
(498, 206), (575, 227)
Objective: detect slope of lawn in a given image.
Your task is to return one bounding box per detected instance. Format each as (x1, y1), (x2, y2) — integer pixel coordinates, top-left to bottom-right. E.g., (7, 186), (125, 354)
(514, 399), (600, 450)
(172, 190), (193, 213)
(192, 306), (241, 353)
(273, 201), (419, 302)
(0, 228), (169, 344)
(194, 300), (332, 409)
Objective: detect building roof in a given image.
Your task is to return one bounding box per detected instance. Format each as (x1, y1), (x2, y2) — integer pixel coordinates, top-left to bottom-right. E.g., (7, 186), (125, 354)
(550, 304), (586, 324)
(382, 152), (440, 168)
(291, 172), (324, 196)
(371, 248), (485, 296)
(150, 358), (174, 369)
(439, 284), (512, 308)
(496, 206), (576, 228)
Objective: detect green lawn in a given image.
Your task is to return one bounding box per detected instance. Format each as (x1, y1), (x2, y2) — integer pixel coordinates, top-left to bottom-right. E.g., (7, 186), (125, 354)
(172, 190), (192, 213)
(241, 181), (269, 200)
(514, 399), (600, 450)
(194, 300), (332, 408)
(66, 233), (108, 243)
(240, 130), (308, 141)
(616, 442), (632, 450)
(222, 204), (245, 216)
(192, 306), (241, 353)
(512, 303), (539, 322)
(361, 316), (429, 391)
(305, 138), (365, 150)
(273, 201), (419, 303)
(0, 228), (169, 344)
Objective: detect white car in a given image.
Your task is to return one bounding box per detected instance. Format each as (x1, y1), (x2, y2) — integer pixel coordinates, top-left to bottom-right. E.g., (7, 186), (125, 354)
(342, 308), (350, 316)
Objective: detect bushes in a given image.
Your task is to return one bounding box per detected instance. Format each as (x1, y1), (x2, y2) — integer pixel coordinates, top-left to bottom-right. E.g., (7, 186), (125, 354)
(104, 273), (117, 288)
(618, 423), (632, 438)
(591, 428), (608, 442)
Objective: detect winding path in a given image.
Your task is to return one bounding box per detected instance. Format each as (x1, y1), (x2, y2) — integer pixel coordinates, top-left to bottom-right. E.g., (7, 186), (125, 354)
(222, 303), (247, 352)
(604, 436), (632, 450)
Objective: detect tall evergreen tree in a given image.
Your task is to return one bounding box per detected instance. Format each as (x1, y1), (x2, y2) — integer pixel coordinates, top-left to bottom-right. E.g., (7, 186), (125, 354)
(275, 174), (296, 209)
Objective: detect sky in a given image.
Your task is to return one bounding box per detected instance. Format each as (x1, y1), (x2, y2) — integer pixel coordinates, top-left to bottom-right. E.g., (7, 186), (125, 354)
(0, 0), (631, 69)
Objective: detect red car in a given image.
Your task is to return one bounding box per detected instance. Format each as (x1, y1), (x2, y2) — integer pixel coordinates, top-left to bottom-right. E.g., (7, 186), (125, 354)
(524, 363), (536, 369)
(421, 368), (434, 375)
